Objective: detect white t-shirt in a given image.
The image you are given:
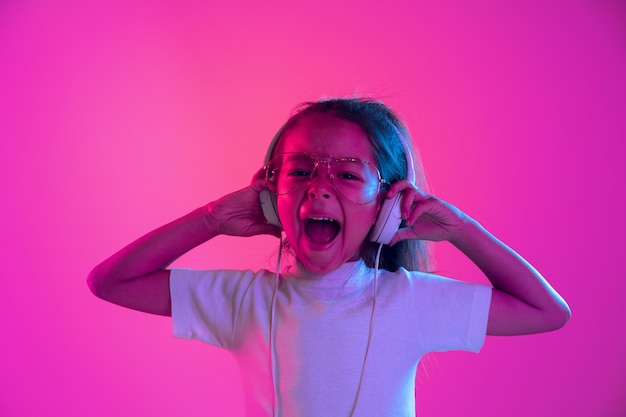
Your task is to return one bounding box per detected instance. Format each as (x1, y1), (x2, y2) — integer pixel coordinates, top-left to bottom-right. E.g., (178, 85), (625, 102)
(170, 260), (491, 417)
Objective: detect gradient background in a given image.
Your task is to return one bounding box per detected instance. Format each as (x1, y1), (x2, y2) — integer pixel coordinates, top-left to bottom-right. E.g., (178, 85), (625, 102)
(1, 1), (625, 416)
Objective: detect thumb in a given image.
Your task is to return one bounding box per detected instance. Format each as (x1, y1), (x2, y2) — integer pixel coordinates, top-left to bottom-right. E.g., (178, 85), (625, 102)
(257, 223), (282, 238)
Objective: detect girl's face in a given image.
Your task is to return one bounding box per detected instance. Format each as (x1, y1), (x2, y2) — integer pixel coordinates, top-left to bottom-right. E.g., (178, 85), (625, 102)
(275, 113), (382, 274)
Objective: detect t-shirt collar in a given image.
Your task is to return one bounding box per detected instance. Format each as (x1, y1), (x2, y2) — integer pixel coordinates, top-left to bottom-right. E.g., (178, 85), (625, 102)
(286, 259), (372, 290)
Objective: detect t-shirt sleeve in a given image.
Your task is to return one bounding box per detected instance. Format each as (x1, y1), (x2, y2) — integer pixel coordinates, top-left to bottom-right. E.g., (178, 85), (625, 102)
(411, 273), (492, 353)
(169, 268), (265, 349)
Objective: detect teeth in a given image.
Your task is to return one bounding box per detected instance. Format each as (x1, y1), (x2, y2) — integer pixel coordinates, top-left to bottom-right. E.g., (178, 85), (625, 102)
(309, 217), (336, 222)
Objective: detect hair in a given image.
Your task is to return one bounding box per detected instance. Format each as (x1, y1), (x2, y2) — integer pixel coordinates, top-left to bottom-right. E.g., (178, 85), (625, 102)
(266, 97), (432, 273)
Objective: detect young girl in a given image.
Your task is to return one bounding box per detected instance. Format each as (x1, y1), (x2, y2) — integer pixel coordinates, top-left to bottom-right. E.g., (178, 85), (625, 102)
(88, 98), (570, 417)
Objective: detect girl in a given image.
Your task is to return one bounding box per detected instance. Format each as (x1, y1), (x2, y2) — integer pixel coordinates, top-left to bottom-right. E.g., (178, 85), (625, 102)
(88, 98), (570, 417)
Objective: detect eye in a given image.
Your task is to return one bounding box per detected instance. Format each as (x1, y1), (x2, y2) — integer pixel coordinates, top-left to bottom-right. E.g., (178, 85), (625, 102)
(337, 171), (361, 181)
(333, 161), (366, 182)
(282, 155), (314, 178)
(287, 169), (311, 177)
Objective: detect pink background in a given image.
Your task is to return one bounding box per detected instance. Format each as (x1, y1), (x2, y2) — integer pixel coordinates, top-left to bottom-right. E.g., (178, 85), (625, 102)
(1, 0), (625, 416)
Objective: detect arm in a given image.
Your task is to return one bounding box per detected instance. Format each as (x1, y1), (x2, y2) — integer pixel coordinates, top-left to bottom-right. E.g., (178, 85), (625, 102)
(87, 179), (280, 316)
(388, 183), (571, 335)
(448, 219), (571, 335)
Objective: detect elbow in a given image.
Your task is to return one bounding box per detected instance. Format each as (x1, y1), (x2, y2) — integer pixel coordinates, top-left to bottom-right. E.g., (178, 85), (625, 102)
(558, 302), (572, 328)
(544, 300), (572, 332)
(87, 266), (112, 300)
(86, 268), (102, 298)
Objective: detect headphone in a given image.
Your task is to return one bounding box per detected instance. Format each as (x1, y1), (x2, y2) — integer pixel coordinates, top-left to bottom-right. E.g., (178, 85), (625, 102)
(259, 121), (416, 245)
(369, 123), (416, 244)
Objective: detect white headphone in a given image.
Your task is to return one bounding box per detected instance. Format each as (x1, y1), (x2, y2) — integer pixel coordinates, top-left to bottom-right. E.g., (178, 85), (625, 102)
(368, 124), (416, 244)
(259, 122), (416, 245)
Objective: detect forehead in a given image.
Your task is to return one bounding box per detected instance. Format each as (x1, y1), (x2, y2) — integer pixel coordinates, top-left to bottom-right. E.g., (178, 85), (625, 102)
(278, 113), (376, 164)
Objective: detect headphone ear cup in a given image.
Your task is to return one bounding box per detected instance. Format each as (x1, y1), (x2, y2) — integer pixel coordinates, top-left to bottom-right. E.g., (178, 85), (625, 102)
(259, 189), (282, 228)
(370, 193), (403, 244)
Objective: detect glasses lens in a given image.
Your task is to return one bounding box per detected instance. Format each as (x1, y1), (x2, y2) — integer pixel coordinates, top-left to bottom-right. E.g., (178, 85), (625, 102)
(267, 154), (381, 204)
(269, 154), (316, 195)
(329, 159), (380, 204)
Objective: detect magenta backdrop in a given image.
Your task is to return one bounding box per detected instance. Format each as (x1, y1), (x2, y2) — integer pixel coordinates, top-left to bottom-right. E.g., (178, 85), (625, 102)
(1, 1), (625, 416)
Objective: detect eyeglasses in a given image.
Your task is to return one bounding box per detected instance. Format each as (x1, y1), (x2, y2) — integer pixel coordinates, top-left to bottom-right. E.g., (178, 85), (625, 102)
(264, 152), (388, 204)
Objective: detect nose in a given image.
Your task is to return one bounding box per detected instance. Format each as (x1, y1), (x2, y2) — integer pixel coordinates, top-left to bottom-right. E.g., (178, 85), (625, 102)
(308, 162), (333, 200)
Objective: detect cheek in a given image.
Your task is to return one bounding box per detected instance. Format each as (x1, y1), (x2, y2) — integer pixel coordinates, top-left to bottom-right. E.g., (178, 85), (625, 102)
(347, 204), (380, 238)
(366, 200), (383, 226)
(373, 203), (382, 225)
(276, 195), (298, 229)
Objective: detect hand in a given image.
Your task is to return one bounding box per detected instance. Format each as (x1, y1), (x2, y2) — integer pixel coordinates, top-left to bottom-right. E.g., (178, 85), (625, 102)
(386, 182), (571, 336)
(204, 169), (281, 238)
(386, 180), (472, 246)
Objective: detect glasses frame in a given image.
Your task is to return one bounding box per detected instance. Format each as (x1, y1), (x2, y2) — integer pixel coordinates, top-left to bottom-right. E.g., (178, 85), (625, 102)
(263, 152), (389, 205)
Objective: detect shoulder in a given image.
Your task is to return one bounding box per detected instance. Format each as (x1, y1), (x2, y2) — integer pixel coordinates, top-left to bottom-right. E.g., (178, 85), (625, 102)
(170, 268), (277, 297)
(380, 267), (491, 303)
(170, 267), (274, 281)
(379, 267), (454, 289)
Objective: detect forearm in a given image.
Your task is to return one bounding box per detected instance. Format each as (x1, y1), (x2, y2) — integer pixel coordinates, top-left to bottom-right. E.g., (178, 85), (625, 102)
(450, 219), (546, 305)
(450, 218), (571, 334)
(89, 206), (216, 288)
(387, 181), (571, 335)
(87, 181), (277, 315)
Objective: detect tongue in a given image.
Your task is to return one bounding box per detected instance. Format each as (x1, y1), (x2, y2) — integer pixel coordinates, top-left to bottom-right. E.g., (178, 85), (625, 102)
(305, 220), (339, 244)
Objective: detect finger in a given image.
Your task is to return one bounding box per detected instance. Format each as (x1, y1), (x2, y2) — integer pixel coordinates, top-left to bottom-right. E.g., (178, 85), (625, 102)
(386, 179), (414, 199)
(399, 188), (419, 219)
(398, 189), (428, 221)
(251, 166), (269, 183)
(256, 223), (282, 238)
(250, 176), (274, 193)
(400, 191), (414, 220)
(389, 227), (418, 246)
(406, 197), (437, 226)
(250, 178), (265, 192)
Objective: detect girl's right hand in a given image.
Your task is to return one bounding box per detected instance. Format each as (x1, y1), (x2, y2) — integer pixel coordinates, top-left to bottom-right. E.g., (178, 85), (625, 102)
(204, 178), (281, 238)
(88, 170), (280, 317)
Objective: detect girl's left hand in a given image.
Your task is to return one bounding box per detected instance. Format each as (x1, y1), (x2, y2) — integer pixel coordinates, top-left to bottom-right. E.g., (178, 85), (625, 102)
(386, 180), (472, 246)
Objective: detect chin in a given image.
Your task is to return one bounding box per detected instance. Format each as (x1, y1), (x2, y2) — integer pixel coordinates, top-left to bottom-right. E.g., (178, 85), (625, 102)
(296, 248), (359, 275)
(298, 257), (339, 274)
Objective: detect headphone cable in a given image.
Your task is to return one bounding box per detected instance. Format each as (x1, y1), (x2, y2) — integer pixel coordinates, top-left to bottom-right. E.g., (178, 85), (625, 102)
(349, 241), (384, 416)
(270, 239), (383, 417)
(270, 236), (283, 417)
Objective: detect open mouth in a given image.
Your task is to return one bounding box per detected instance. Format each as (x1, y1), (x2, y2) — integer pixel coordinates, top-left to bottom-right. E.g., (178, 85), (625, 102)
(304, 217), (341, 244)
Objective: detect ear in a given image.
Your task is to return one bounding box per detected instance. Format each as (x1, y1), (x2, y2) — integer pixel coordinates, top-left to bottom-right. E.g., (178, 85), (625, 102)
(251, 166), (269, 182)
